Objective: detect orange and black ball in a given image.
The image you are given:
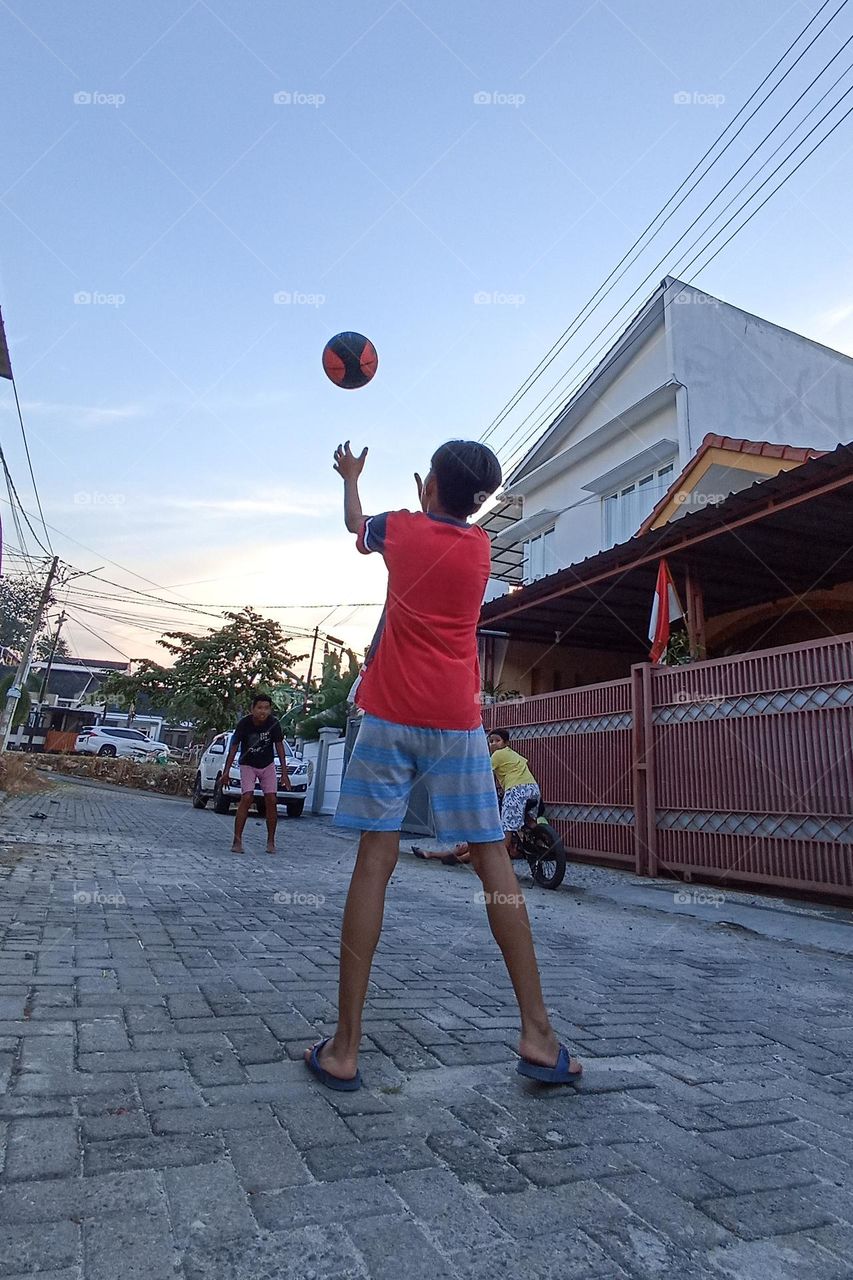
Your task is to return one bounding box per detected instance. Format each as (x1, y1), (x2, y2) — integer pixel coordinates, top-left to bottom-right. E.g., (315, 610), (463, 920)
(322, 331), (378, 389)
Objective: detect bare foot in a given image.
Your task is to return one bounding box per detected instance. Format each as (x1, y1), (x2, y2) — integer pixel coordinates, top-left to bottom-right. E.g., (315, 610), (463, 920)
(231, 842), (244, 854)
(266, 843), (276, 854)
(518, 1025), (582, 1076)
(303, 1036), (359, 1082)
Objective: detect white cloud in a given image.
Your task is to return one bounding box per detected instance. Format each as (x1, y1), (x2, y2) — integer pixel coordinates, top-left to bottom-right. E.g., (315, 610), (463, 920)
(22, 400), (145, 427)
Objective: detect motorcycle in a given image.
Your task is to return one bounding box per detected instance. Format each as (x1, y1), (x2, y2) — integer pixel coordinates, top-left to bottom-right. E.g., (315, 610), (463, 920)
(507, 797), (568, 890)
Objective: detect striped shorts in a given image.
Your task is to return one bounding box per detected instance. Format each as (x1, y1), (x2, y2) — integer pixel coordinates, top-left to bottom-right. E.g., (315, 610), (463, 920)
(334, 714), (505, 844)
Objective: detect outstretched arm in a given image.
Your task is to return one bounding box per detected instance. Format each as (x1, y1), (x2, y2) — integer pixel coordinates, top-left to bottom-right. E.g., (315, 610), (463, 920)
(333, 441), (368, 534)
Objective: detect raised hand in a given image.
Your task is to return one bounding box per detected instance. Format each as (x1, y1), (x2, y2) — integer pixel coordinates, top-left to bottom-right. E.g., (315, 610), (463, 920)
(333, 441), (368, 481)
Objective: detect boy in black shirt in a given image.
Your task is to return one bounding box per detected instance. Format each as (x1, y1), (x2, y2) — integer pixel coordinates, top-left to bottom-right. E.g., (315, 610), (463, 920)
(221, 695), (291, 853)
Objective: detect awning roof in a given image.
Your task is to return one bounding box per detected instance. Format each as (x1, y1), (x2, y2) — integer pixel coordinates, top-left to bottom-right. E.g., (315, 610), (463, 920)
(479, 442), (853, 652)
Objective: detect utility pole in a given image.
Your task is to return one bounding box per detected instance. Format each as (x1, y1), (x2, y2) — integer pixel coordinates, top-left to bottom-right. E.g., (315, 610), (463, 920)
(23, 610), (66, 751)
(0, 555), (60, 751)
(37, 611), (67, 703)
(302, 626), (319, 713)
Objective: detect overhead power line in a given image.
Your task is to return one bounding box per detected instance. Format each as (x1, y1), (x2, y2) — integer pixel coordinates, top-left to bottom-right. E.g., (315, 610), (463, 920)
(498, 72), (853, 474)
(481, 0), (853, 465)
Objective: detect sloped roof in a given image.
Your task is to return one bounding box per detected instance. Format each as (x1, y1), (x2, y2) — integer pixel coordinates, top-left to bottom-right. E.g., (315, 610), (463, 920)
(636, 432), (827, 535)
(479, 442), (853, 651)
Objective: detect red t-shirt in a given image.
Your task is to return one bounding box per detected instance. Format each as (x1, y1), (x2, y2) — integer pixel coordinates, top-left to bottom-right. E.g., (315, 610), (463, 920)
(355, 510), (490, 730)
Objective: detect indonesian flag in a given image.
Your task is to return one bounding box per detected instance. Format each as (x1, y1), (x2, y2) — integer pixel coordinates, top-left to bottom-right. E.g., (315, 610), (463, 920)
(648, 559), (684, 663)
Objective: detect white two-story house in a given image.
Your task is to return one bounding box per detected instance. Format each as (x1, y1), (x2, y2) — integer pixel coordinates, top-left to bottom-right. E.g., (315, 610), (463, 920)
(483, 276), (853, 592)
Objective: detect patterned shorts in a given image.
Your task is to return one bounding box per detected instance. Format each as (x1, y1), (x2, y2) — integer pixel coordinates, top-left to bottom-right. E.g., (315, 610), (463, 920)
(335, 714), (504, 844)
(500, 783), (541, 833)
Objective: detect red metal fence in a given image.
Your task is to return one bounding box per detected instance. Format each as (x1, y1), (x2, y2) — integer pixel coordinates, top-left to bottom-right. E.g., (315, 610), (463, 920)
(483, 632), (853, 900)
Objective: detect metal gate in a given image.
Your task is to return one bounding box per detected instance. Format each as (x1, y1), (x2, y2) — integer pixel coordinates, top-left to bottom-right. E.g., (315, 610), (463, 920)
(484, 632), (853, 900)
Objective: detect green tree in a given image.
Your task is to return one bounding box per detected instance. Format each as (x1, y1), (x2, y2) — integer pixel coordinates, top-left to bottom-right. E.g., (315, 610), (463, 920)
(0, 574), (70, 662)
(101, 607), (305, 739)
(294, 647), (359, 740)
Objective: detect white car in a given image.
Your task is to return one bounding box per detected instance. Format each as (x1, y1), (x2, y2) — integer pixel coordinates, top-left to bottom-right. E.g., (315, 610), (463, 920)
(192, 732), (309, 818)
(75, 725), (171, 760)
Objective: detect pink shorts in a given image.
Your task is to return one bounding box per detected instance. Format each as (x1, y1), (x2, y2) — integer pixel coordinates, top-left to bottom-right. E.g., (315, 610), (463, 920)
(239, 762), (278, 795)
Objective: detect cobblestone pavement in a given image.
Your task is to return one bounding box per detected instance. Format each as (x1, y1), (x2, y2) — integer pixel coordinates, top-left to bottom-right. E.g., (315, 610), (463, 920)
(1, 779), (852, 1279)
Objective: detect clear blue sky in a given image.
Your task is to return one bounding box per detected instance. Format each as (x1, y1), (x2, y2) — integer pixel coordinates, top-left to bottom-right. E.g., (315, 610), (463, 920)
(2, 0), (852, 663)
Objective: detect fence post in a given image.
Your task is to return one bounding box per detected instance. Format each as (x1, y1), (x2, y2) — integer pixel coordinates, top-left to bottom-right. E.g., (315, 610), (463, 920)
(311, 727), (339, 816)
(631, 664), (648, 876)
(632, 662), (658, 877)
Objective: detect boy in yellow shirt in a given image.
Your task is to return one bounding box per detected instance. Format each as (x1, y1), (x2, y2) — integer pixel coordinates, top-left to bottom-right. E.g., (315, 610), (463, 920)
(487, 727), (541, 851)
(412, 727), (540, 862)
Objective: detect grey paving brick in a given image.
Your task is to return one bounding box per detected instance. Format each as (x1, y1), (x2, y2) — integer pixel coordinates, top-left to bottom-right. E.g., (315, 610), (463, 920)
(708, 1234), (851, 1279)
(306, 1136), (436, 1181)
(81, 1108), (151, 1142)
(3, 1116), (79, 1181)
(250, 1175), (401, 1231)
(226, 1126), (310, 1191)
(426, 1129), (527, 1193)
(273, 1096), (358, 1149)
(512, 1142), (638, 1186)
(347, 1214), (455, 1280)
(390, 1167), (511, 1254)
(452, 1230), (620, 1280)
(164, 1158), (256, 1246)
(183, 1223), (364, 1280)
(343, 1105), (464, 1142)
(0, 1221), (79, 1277)
(83, 1133), (223, 1174)
(0, 1169), (161, 1222)
(136, 1070), (204, 1110)
(603, 1173), (731, 1250)
(78, 1049), (183, 1072)
(699, 1099), (797, 1129)
(484, 1178), (635, 1237)
(225, 1027), (284, 1065)
(185, 1048), (246, 1085)
(77, 1020), (131, 1054)
(704, 1122), (807, 1159)
(83, 1207), (176, 1280)
(704, 1187), (835, 1239)
(151, 1103), (276, 1134)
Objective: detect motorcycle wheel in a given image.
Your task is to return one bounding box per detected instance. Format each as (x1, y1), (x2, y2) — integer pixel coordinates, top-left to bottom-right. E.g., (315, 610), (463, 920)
(522, 822), (567, 890)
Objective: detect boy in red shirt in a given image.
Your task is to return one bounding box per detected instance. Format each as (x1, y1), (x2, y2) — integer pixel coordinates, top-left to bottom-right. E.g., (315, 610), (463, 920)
(305, 440), (582, 1091)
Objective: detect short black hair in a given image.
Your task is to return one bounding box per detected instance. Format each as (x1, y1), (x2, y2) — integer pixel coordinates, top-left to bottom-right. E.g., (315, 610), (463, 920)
(489, 727), (510, 743)
(431, 440), (502, 518)
(251, 693), (272, 708)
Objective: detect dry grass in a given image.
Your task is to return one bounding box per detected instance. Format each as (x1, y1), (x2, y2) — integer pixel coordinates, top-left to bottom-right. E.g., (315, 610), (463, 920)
(36, 753), (195, 796)
(0, 752), (56, 795)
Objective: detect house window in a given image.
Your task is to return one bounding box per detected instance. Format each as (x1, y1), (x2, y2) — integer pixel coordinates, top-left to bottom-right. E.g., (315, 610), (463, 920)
(522, 527), (556, 584)
(602, 461), (675, 548)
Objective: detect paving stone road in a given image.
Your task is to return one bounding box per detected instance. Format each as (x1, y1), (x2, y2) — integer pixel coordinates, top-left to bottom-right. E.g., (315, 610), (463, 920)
(1, 777), (852, 1279)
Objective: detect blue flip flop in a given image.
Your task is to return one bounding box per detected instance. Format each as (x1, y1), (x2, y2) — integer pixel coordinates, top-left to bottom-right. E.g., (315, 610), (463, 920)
(305, 1038), (362, 1092)
(516, 1043), (583, 1085)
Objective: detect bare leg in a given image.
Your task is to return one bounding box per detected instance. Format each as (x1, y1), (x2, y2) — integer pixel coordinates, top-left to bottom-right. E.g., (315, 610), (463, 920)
(304, 830), (398, 1079)
(264, 793), (278, 851)
(467, 840), (580, 1073)
(232, 794), (253, 852)
(412, 842), (470, 861)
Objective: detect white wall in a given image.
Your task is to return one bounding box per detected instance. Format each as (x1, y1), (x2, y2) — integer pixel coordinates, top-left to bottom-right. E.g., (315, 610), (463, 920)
(521, 323), (671, 473)
(301, 740), (319, 809)
(321, 741), (346, 816)
(521, 398), (680, 567)
(668, 286), (853, 453)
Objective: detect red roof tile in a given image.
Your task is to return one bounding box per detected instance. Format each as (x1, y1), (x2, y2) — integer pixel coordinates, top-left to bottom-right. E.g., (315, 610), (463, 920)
(636, 434), (828, 535)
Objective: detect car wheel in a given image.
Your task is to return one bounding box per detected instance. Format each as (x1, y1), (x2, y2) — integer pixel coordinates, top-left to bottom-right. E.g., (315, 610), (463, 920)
(286, 801), (305, 818)
(212, 777), (231, 815)
(191, 774), (208, 809)
(254, 796), (267, 818)
(97, 745), (117, 758)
